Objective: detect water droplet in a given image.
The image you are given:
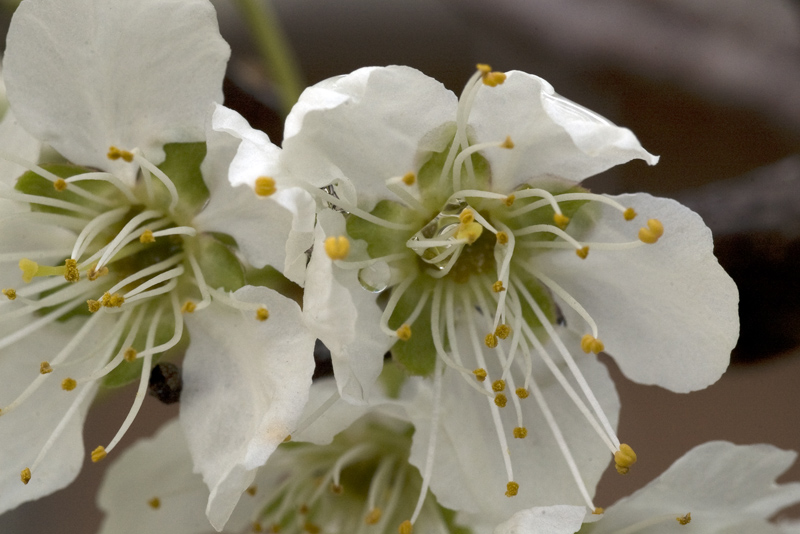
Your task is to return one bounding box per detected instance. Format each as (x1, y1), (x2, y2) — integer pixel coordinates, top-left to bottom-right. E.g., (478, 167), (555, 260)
(358, 261), (391, 293)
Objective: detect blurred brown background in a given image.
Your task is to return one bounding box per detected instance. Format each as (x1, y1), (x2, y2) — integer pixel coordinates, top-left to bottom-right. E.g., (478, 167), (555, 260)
(1, 0), (799, 531)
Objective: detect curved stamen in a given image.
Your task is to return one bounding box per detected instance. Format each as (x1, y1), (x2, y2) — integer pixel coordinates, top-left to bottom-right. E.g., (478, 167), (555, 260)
(512, 273), (620, 450)
(408, 355), (444, 526)
(0, 187), (99, 217)
(522, 265), (599, 339)
(64, 172), (139, 204)
(121, 265), (184, 300)
(379, 275), (416, 337)
(133, 153), (179, 213)
(94, 210), (163, 269)
(71, 206), (130, 261)
(310, 186), (416, 231)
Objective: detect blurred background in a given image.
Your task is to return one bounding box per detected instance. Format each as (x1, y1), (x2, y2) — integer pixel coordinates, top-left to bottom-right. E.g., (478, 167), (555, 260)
(1, 0), (799, 531)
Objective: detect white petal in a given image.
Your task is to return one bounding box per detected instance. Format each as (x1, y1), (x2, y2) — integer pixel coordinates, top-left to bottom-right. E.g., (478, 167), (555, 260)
(203, 105), (315, 283)
(4, 0), (229, 182)
(470, 72), (658, 191)
(493, 506), (586, 534)
(180, 286), (315, 530)
(407, 327), (619, 520)
(594, 441), (800, 534)
(97, 420), (214, 534)
(0, 107), (41, 185)
(536, 193), (738, 392)
(303, 210), (392, 403)
(282, 66), (457, 206)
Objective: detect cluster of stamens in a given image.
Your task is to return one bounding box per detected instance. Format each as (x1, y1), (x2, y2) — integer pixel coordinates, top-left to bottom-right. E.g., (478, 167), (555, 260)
(315, 64), (664, 519)
(0, 145), (271, 486)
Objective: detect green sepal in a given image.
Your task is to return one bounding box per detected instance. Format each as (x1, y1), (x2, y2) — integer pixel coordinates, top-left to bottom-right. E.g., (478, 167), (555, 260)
(346, 199), (423, 259)
(245, 264), (303, 305)
(14, 164), (117, 215)
(389, 280), (437, 376)
(193, 235), (246, 292)
(153, 142), (210, 223)
(439, 506), (473, 534)
(378, 359), (408, 399)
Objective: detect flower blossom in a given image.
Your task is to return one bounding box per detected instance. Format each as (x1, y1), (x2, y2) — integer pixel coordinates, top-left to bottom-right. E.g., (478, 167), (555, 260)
(214, 64), (739, 530)
(0, 0), (316, 527)
(496, 441), (800, 534)
(98, 378), (473, 534)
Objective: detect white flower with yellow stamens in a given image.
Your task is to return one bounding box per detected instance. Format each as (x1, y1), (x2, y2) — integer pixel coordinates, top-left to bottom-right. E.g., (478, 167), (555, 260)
(0, 0), (316, 527)
(98, 379), (475, 534)
(218, 64), (739, 529)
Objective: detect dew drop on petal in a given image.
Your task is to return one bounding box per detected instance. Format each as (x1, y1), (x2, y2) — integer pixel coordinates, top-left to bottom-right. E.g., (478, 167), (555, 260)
(358, 261), (391, 293)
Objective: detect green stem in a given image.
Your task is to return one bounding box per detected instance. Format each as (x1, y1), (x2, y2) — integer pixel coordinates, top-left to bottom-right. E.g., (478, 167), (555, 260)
(232, 0), (305, 117)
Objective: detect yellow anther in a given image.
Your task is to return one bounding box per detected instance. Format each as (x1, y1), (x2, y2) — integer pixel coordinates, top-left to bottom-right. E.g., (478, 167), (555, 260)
(516, 387), (529, 399)
(256, 307), (269, 321)
(677, 513), (691, 525)
(53, 178), (68, 191)
(505, 481), (519, 497)
(494, 393), (507, 408)
(254, 176), (277, 197)
(492, 280), (505, 293)
(593, 507), (604, 515)
(246, 485), (258, 496)
(476, 63), (492, 74)
(101, 292), (124, 308)
(329, 482), (344, 495)
(499, 136), (514, 149)
(365, 508), (382, 525)
(553, 213), (570, 230)
(87, 265), (109, 281)
(482, 71), (507, 87)
(513, 427), (528, 439)
(324, 235), (350, 260)
(19, 258), (39, 283)
(304, 522), (321, 534)
(402, 172), (416, 185)
(398, 519), (413, 534)
(576, 246), (590, 259)
(396, 323), (412, 341)
(181, 301), (196, 314)
(580, 334), (604, 354)
(91, 445), (107, 463)
(614, 443), (637, 475)
(87, 299), (101, 313)
(485, 333), (498, 348)
(492, 379), (506, 392)
(107, 146), (134, 162)
(459, 208), (474, 224)
(496, 231), (509, 244)
(61, 378), (77, 391)
(123, 348), (138, 362)
(623, 207), (637, 221)
(64, 259), (79, 283)
(456, 221), (483, 244)
(20, 468), (31, 485)
(2, 288), (16, 300)
(139, 229), (155, 244)
(148, 497), (161, 509)
(495, 324), (511, 339)
(638, 218), (664, 244)
(299, 504), (309, 515)
(504, 195), (515, 207)
(473, 368), (487, 382)
(40, 361), (53, 374)
(283, 434), (292, 442)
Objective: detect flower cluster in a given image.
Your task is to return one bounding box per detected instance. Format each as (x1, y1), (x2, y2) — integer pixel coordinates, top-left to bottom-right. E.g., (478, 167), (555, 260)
(0, 0), (796, 533)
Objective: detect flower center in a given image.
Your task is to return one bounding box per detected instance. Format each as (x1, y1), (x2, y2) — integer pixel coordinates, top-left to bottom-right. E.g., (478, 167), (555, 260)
(0, 143), (262, 484)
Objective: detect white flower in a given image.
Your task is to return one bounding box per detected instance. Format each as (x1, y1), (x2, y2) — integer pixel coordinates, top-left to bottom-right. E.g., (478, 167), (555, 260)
(0, 0), (316, 528)
(98, 379), (473, 534)
(218, 64), (739, 529)
(496, 441), (800, 534)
